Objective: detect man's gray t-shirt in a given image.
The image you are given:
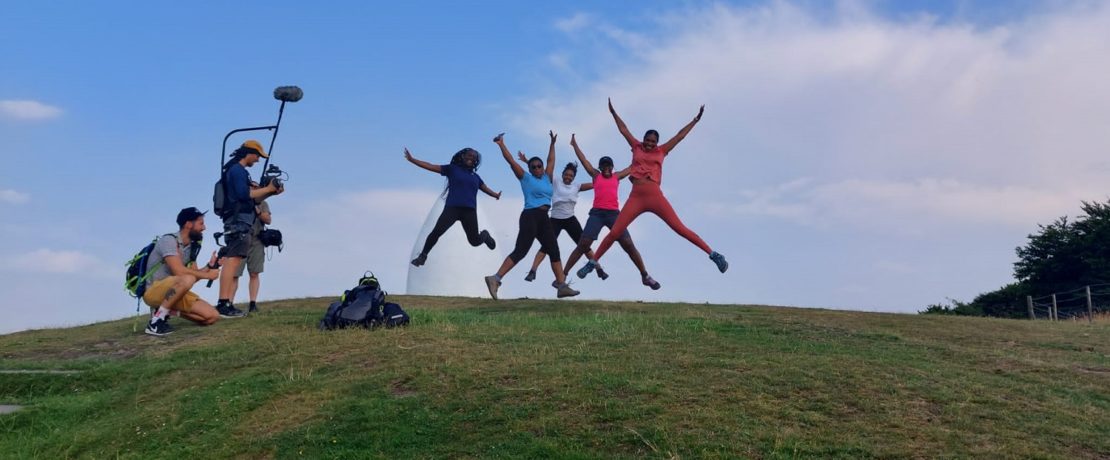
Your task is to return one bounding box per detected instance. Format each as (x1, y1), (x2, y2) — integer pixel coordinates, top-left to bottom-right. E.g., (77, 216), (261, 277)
(146, 234), (195, 288)
(252, 200), (270, 236)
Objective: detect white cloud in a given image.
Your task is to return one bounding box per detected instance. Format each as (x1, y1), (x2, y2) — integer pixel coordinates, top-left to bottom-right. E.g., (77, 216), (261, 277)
(0, 189), (30, 205)
(0, 100), (63, 120)
(713, 178), (1104, 232)
(555, 12), (594, 34)
(516, 1), (1110, 233)
(1, 249), (113, 278)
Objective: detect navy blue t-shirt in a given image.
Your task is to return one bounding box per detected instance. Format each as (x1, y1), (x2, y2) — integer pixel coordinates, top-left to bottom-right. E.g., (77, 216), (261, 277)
(440, 163), (484, 208)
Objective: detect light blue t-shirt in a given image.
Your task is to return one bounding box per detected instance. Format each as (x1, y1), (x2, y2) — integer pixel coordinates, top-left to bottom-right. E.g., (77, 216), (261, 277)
(520, 173), (553, 210)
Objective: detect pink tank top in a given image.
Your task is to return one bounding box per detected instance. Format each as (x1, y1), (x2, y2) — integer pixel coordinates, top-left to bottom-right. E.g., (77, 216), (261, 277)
(630, 141), (665, 183)
(592, 173), (620, 210)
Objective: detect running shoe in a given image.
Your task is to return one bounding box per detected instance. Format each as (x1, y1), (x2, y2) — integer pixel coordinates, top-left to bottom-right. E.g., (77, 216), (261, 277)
(216, 303), (246, 318)
(709, 251), (729, 273)
(596, 267), (610, 280)
(524, 270), (536, 282)
(144, 318), (175, 337)
(576, 260), (597, 279)
(484, 275), (501, 300)
(481, 230), (496, 250)
(642, 275), (661, 290)
(411, 253), (428, 267)
(556, 284), (580, 298)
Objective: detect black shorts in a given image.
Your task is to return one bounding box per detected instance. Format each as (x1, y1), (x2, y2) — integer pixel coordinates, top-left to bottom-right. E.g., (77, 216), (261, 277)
(550, 216), (584, 241)
(223, 230), (253, 259)
(582, 208), (630, 241)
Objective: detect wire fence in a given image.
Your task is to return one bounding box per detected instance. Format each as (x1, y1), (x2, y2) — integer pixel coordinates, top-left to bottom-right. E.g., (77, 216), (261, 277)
(1027, 283), (1110, 322)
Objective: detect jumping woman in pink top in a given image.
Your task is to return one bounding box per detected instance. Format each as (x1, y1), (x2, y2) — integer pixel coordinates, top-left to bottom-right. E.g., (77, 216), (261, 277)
(578, 99), (728, 277)
(562, 134), (661, 290)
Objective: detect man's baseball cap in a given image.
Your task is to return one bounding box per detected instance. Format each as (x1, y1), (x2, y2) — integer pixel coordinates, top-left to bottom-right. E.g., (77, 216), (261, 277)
(241, 139), (269, 158)
(176, 207), (207, 227)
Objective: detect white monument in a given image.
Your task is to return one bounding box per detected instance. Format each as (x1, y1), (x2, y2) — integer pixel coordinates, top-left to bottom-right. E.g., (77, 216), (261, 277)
(406, 195), (503, 297)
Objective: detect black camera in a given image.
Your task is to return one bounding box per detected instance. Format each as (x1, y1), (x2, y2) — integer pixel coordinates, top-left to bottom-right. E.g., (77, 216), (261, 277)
(259, 164), (288, 189)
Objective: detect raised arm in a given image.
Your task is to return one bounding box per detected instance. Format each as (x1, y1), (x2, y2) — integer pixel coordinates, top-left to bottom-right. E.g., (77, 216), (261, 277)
(617, 166), (633, 180)
(479, 183), (502, 200)
(609, 98), (637, 147)
(494, 133), (525, 180)
(404, 148), (442, 174)
(570, 134), (598, 178)
(660, 105), (704, 154)
(545, 130), (557, 181)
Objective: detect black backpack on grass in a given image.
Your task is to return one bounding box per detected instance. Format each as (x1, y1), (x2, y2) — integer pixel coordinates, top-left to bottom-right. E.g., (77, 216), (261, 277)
(319, 272), (408, 331)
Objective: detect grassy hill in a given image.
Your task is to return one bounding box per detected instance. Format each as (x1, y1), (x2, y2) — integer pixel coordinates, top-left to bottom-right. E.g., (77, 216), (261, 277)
(1, 296), (1107, 459)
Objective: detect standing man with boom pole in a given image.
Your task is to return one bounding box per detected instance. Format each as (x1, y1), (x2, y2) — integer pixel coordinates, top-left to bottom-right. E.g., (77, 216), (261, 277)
(213, 86), (301, 317)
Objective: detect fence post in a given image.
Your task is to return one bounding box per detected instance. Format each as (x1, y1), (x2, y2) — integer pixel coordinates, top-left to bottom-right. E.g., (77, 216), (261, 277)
(1087, 286), (1094, 324)
(1027, 295), (1035, 320)
(1051, 294), (1058, 321)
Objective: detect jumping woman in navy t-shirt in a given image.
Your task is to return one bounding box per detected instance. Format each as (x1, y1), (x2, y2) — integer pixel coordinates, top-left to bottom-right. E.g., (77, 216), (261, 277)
(405, 147), (501, 267)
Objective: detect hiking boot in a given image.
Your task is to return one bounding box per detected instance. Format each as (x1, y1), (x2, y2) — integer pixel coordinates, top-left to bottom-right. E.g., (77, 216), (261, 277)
(576, 260), (598, 279)
(556, 284), (580, 298)
(642, 275), (661, 290)
(145, 318), (175, 337)
(596, 267), (610, 280)
(484, 275), (501, 300)
(411, 253), (428, 267)
(216, 303), (246, 319)
(709, 251), (729, 273)
(524, 270), (536, 282)
(481, 230), (496, 250)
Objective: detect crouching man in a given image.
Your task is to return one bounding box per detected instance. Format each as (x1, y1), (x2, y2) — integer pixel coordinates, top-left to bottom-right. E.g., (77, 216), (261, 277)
(143, 207), (222, 336)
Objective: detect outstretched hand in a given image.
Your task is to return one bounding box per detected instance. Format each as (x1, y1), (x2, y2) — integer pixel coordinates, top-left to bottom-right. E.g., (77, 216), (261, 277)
(549, 130), (557, 143)
(517, 151), (528, 163)
(608, 97), (615, 114)
(694, 105), (705, 122)
(403, 148), (414, 162)
(494, 191), (502, 200)
(570, 133), (577, 147)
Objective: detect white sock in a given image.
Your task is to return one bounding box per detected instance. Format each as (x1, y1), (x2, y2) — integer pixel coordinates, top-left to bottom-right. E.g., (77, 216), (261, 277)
(151, 307), (171, 322)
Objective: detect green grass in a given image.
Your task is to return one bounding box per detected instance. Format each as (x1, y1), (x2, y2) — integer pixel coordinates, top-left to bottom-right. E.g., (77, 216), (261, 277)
(1, 296), (1108, 459)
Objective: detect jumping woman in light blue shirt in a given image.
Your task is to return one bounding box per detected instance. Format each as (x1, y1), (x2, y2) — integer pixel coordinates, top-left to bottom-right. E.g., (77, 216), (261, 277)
(484, 131), (581, 300)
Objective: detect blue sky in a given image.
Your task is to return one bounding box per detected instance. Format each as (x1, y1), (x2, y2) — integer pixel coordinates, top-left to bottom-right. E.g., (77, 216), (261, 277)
(4, 0), (1110, 333)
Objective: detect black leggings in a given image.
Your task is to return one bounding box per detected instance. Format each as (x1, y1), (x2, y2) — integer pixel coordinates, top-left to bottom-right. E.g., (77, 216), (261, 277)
(421, 206), (483, 255)
(509, 207), (561, 263)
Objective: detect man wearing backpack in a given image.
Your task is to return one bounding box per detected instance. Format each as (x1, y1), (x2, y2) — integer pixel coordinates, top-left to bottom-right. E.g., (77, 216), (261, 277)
(216, 140), (283, 317)
(143, 207), (222, 336)
(231, 194), (270, 313)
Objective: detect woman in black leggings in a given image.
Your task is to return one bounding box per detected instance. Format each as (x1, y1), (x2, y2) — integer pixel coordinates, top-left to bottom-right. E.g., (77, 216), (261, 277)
(405, 147), (501, 267)
(484, 132), (580, 300)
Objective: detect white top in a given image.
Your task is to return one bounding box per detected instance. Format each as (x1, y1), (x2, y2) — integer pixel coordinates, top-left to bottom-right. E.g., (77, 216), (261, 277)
(550, 180), (580, 219)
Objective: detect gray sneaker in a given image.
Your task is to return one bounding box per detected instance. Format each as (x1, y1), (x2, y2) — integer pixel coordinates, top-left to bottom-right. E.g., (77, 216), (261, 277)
(484, 275), (501, 300)
(556, 284), (580, 298)
(709, 252), (728, 273)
